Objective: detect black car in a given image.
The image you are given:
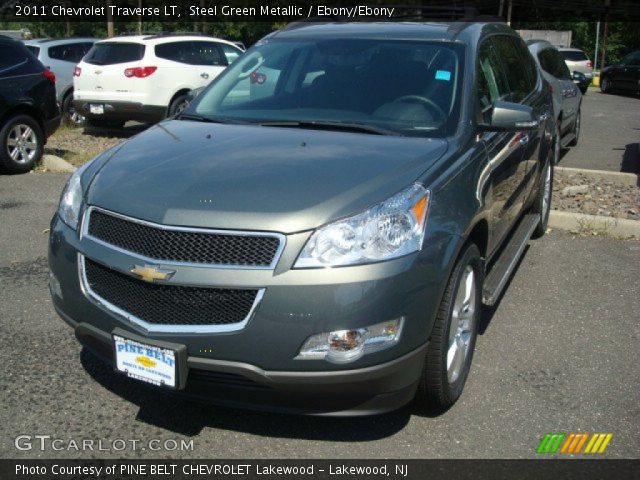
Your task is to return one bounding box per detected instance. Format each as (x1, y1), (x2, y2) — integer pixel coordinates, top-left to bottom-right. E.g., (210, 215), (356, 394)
(0, 36), (61, 173)
(600, 51), (640, 95)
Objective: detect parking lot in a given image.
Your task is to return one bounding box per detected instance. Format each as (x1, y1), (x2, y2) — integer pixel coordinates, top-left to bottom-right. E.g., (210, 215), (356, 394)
(0, 90), (638, 459)
(559, 89), (640, 173)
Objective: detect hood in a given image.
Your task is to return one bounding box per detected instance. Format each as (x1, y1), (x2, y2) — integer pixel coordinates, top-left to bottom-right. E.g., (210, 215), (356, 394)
(87, 120), (448, 233)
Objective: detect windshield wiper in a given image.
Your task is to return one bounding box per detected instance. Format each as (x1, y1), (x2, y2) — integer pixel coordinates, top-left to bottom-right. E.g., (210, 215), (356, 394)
(176, 113), (250, 124)
(258, 121), (395, 136)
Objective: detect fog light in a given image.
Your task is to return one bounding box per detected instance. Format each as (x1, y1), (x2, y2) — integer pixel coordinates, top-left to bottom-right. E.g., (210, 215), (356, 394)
(296, 318), (404, 363)
(49, 271), (63, 299)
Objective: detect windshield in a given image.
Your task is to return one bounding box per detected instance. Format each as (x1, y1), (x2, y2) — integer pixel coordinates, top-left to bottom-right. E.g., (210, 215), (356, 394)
(190, 38), (464, 137)
(560, 50), (588, 62)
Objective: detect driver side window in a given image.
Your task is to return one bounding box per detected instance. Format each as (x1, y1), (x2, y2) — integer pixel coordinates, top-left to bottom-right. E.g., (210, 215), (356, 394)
(476, 39), (509, 123)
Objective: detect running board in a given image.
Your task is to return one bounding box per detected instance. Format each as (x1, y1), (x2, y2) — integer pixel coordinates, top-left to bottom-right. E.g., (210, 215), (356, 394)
(560, 133), (576, 148)
(482, 213), (540, 306)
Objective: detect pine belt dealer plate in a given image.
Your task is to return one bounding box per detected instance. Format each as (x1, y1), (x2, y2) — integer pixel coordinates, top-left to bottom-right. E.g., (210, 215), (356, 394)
(113, 335), (177, 388)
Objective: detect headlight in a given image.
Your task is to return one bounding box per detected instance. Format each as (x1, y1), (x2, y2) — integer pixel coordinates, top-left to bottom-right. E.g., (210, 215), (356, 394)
(296, 318), (404, 363)
(295, 184), (430, 268)
(58, 167), (84, 229)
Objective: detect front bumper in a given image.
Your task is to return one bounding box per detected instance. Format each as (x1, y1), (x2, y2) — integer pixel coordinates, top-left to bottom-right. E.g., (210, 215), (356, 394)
(73, 100), (166, 123)
(49, 211), (455, 415)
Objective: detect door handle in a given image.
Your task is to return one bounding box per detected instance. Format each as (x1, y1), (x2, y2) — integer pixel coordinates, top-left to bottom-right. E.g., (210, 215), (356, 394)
(519, 134), (530, 146)
(201, 73), (209, 79)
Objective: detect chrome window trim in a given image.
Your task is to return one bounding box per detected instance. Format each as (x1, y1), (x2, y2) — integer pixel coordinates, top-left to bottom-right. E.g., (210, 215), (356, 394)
(78, 254), (265, 334)
(80, 206), (286, 270)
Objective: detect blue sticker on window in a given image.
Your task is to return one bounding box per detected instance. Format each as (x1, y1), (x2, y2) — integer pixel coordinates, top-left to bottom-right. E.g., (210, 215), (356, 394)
(435, 70), (451, 81)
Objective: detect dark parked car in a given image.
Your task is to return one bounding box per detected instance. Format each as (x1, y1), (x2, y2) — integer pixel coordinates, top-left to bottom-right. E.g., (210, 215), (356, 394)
(527, 40), (582, 162)
(0, 36), (60, 173)
(49, 21), (554, 415)
(600, 51), (640, 95)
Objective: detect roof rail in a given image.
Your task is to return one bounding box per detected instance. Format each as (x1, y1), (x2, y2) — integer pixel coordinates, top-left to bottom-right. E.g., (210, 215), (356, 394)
(142, 31), (215, 40)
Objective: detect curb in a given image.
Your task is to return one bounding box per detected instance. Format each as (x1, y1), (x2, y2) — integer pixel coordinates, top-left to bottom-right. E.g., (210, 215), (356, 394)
(555, 166), (638, 187)
(549, 210), (640, 238)
(42, 154), (76, 174)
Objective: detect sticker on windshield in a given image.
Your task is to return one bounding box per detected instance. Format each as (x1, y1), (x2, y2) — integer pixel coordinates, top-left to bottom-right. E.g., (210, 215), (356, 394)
(435, 70), (452, 81)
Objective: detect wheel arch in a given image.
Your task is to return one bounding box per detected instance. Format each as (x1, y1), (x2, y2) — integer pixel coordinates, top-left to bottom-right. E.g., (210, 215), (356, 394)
(0, 105), (45, 142)
(167, 88), (192, 113)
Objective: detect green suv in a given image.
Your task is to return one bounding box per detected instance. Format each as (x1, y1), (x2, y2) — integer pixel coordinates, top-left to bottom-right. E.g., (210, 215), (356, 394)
(49, 21), (554, 415)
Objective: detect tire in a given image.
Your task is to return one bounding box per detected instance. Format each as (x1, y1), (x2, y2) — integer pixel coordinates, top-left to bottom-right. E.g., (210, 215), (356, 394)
(416, 243), (482, 411)
(600, 76), (612, 93)
(62, 93), (86, 126)
(531, 159), (553, 239)
(580, 86), (588, 95)
(86, 118), (125, 129)
(568, 108), (580, 147)
(168, 94), (191, 117)
(0, 114), (44, 174)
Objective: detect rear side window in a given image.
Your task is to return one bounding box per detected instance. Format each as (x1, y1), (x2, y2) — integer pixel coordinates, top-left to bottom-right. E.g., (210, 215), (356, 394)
(492, 36), (537, 103)
(154, 41), (192, 63)
(560, 50), (588, 62)
(538, 48), (570, 80)
(190, 41), (226, 66)
(0, 41), (41, 78)
(84, 43), (145, 65)
(221, 44), (242, 64)
(48, 43), (92, 63)
(26, 45), (40, 57)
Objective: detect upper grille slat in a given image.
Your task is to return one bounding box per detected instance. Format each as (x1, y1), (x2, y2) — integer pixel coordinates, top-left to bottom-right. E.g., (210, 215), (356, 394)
(86, 208), (281, 268)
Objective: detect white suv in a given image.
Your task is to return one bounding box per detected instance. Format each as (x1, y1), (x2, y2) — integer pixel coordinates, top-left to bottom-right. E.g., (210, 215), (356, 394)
(73, 34), (243, 127)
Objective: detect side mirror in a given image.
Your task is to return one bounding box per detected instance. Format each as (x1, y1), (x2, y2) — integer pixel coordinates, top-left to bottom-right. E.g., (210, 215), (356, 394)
(479, 100), (539, 132)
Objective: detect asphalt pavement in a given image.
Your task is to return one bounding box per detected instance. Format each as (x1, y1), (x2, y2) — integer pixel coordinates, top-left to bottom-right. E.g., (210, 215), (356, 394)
(0, 173), (638, 459)
(559, 88), (640, 173)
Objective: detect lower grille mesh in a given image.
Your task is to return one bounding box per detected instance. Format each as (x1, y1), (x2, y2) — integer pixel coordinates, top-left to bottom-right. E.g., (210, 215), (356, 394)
(84, 258), (258, 326)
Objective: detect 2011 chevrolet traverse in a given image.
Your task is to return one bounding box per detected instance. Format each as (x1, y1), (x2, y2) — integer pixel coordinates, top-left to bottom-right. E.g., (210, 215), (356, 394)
(49, 20), (554, 415)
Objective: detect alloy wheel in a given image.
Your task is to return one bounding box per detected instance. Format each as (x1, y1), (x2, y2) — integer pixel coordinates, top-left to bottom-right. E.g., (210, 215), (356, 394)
(447, 265), (477, 384)
(6, 124), (38, 164)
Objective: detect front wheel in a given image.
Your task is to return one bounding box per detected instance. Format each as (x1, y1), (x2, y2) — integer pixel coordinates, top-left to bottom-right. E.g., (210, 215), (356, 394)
(600, 76), (612, 93)
(416, 243), (482, 411)
(531, 160), (553, 238)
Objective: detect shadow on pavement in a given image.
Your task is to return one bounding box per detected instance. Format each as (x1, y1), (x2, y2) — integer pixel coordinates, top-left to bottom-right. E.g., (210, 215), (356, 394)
(620, 142), (640, 175)
(83, 122), (150, 139)
(80, 348), (412, 441)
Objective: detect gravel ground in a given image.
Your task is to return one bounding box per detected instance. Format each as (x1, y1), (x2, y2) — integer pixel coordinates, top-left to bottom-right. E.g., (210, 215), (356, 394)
(552, 170), (639, 221)
(44, 123), (144, 166)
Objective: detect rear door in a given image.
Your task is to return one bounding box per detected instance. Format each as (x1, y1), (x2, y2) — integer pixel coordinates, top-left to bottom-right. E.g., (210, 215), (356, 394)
(74, 42), (145, 103)
(188, 41), (229, 86)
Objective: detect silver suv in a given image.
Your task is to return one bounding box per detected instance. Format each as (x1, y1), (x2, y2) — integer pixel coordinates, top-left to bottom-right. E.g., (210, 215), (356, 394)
(23, 38), (95, 124)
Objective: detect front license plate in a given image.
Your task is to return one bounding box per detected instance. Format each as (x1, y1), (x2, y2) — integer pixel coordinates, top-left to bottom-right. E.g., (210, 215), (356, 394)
(89, 104), (104, 114)
(113, 335), (177, 388)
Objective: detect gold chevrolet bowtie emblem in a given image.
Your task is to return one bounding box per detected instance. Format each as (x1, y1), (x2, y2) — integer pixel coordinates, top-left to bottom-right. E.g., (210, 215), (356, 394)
(130, 265), (175, 283)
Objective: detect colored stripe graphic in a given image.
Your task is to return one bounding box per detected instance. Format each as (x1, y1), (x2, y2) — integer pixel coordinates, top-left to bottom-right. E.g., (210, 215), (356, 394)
(536, 433), (566, 454)
(584, 433), (613, 454)
(538, 433), (613, 454)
